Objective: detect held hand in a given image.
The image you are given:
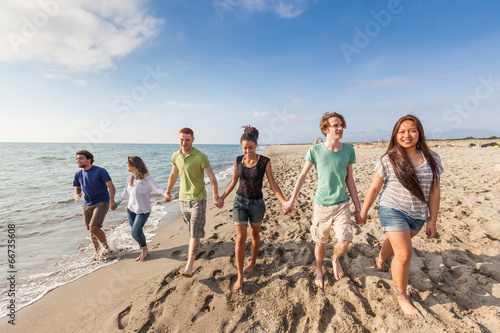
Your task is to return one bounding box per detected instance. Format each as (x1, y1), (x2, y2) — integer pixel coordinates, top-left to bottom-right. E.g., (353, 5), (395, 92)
(216, 197), (224, 209)
(109, 200), (118, 211)
(354, 212), (364, 225)
(74, 193), (82, 202)
(282, 201), (294, 214)
(164, 193), (171, 202)
(426, 221), (437, 239)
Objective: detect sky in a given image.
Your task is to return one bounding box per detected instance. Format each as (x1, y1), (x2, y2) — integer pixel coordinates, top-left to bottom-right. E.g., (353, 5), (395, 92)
(1, 0), (500, 145)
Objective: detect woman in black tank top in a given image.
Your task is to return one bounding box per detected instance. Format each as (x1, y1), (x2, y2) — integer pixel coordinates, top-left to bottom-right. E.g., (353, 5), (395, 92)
(220, 126), (287, 290)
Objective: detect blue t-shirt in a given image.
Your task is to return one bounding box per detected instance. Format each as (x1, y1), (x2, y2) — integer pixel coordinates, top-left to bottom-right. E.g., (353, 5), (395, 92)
(73, 165), (112, 206)
(305, 143), (356, 206)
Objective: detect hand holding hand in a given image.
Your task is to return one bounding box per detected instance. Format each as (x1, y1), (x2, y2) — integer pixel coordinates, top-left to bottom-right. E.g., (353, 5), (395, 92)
(426, 221), (437, 239)
(214, 196), (224, 209)
(164, 193), (171, 202)
(109, 200), (118, 211)
(282, 201), (294, 214)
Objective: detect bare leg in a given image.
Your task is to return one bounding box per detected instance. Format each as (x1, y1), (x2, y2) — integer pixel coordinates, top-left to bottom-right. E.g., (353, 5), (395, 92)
(314, 242), (326, 289)
(234, 225), (247, 289)
(377, 234), (417, 271)
(385, 231), (422, 317)
(182, 237), (200, 277)
(244, 225), (260, 273)
(332, 239), (349, 280)
(90, 233), (101, 254)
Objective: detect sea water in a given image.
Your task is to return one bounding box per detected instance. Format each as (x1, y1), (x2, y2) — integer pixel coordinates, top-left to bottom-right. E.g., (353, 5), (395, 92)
(0, 142), (242, 316)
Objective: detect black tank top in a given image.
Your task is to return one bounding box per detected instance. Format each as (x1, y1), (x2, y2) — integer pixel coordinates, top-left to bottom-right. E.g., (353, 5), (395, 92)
(236, 155), (270, 199)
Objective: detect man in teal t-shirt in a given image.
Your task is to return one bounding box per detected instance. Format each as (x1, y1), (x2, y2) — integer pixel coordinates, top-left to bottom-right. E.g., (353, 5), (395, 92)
(283, 112), (362, 289)
(164, 128), (223, 278)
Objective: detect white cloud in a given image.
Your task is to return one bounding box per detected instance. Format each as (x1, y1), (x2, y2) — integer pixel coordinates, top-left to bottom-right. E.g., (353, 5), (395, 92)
(371, 77), (414, 87)
(288, 98), (307, 107)
(214, 0), (311, 20)
(0, 0), (163, 72)
(252, 110), (269, 117)
(401, 101), (446, 112)
(164, 101), (212, 110)
(42, 72), (87, 87)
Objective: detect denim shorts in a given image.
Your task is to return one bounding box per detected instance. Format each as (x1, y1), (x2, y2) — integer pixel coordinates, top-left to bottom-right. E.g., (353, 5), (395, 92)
(233, 194), (266, 227)
(378, 206), (426, 234)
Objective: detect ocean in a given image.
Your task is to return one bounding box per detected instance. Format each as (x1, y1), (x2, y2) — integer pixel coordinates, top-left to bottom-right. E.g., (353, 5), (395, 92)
(0, 142), (242, 317)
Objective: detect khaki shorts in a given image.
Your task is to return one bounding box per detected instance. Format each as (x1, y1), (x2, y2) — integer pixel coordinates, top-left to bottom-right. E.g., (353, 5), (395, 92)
(180, 199), (207, 239)
(310, 202), (353, 243)
(82, 201), (109, 230)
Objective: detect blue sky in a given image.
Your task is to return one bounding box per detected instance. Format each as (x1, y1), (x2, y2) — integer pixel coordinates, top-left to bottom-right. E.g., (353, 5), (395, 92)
(1, 0), (499, 144)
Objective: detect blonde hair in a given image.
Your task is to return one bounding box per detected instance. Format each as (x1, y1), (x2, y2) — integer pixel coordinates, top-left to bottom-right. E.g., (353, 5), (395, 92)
(319, 112), (346, 136)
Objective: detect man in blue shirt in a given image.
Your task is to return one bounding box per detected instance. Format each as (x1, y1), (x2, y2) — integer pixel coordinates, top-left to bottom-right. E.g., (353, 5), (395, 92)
(73, 150), (117, 260)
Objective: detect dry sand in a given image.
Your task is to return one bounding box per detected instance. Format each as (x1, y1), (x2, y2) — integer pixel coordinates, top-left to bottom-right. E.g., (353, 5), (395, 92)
(3, 140), (500, 332)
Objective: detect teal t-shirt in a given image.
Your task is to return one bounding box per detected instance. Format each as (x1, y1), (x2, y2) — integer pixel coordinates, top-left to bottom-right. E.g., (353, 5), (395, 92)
(305, 143), (356, 206)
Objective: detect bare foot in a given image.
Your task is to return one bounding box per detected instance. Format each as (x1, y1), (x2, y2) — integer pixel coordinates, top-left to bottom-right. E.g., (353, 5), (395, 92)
(135, 255), (142, 261)
(181, 270), (193, 278)
(233, 277), (243, 290)
(314, 274), (324, 289)
(332, 259), (344, 280)
(140, 248), (149, 261)
(375, 255), (388, 272)
(398, 297), (423, 317)
(243, 262), (256, 274)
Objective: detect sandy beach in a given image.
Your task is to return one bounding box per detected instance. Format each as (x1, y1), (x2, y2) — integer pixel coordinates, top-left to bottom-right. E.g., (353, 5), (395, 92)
(3, 140), (500, 332)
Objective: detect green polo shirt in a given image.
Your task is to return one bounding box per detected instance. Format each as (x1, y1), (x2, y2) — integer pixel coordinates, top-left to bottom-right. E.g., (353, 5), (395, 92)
(172, 147), (210, 201)
(305, 143), (356, 206)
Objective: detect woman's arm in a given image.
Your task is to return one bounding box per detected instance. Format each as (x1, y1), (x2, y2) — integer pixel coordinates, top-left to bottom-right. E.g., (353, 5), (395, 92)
(426, 177), (441, 239)
(119, 176), (131, 203)
(221, 160), (239, 202)
(145, 175), (166, 195)
(265, 160), (286, 204)
(359, 172), (384, 223)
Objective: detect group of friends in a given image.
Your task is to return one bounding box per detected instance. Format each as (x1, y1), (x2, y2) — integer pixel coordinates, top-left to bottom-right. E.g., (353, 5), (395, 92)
(73, 112), (442, 318)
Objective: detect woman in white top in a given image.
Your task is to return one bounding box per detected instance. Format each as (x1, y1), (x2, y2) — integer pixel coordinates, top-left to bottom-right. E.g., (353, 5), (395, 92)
(360, 115), (443, 317)
(118, 156), (166, 261)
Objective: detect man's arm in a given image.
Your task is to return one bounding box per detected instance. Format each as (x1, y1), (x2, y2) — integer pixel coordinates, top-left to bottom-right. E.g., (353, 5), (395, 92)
(345, 164), (362, 224)
(164, 166), (179, 202)
(204, 165), (222, 207)
(282, 160), (313, 213)
(426, 178), (441, 239)
(359, 173), (384, 224)
(74, 187), (82, 202)
(106, 181), (117, 210)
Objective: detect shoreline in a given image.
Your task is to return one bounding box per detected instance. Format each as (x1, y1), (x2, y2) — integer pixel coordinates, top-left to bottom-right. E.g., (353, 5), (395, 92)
(3, 142), (500, 332)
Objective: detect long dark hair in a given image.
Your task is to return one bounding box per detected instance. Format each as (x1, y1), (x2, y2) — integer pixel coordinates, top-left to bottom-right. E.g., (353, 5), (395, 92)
(241, 125), (259, 144)
(384, 115), (439, 203)
(127, 156), (149, 186)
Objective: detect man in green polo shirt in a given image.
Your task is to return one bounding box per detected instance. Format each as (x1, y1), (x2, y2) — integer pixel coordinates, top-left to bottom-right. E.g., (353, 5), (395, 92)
(164, 127), (223, 278)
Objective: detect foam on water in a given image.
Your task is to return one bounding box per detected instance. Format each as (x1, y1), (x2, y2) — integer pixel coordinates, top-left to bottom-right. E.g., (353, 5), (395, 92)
(0, 142), (241, 317)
